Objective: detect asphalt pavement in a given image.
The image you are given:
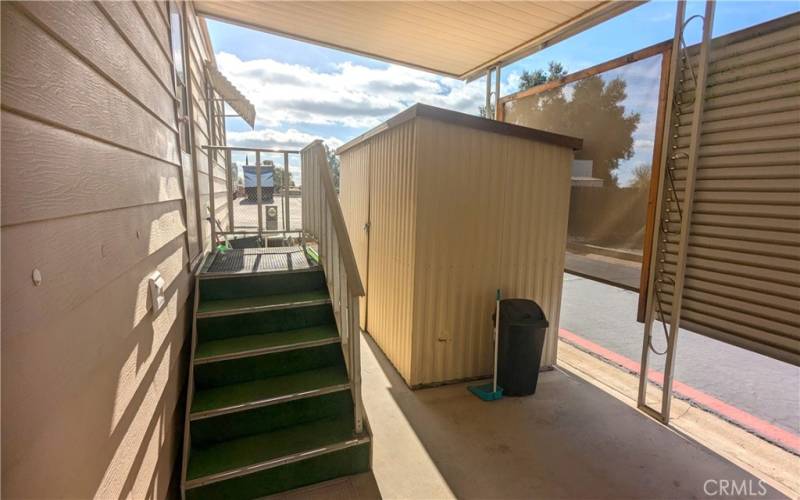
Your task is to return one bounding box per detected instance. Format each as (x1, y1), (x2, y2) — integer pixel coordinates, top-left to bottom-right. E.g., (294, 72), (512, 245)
(559, 273), (800, 437)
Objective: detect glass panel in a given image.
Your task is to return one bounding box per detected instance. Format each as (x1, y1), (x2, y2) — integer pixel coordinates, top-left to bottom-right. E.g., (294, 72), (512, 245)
(504, 54), (664, 288)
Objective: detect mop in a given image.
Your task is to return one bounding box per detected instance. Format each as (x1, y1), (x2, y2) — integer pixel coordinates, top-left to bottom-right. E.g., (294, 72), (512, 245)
(468, 289), (503, 401)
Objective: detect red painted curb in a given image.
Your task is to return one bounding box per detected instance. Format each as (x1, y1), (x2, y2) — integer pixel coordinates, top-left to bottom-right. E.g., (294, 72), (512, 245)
(559, 328), (800, 455)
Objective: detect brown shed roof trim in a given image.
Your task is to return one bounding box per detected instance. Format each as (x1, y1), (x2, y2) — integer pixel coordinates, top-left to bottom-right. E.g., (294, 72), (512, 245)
(337, 104), (582, 154)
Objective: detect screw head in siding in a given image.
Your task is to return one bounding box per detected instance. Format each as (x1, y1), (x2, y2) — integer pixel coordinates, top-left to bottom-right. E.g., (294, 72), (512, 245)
(32, 268), (42, 286)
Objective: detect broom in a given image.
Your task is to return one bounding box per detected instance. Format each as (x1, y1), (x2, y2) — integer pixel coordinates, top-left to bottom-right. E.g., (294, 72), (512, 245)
(468, 289), (503, 401)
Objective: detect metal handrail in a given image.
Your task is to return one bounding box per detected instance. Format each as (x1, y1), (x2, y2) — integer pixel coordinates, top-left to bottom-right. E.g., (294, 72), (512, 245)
(300, 139), (365, 434)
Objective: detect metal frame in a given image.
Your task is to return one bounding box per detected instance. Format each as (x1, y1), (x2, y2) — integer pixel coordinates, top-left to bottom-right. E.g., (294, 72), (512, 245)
(300, 140), (366, 435)
(200, 145), (303, 246)
(637, 0), (716, 424)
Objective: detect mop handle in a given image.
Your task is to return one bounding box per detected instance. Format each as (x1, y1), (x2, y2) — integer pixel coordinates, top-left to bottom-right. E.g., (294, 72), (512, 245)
(493, 289), (500, 393)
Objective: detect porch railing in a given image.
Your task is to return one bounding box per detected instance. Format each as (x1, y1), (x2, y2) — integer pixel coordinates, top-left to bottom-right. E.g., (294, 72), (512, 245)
(301, 140), (365, 434)
(201, 145), (302, 245)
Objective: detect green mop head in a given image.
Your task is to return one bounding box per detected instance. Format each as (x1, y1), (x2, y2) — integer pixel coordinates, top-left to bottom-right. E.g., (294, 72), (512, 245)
(468, 383), (503, 401)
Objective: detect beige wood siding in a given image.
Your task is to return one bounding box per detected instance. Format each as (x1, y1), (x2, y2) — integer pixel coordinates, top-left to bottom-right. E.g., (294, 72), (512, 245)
(339, 108), (574, 386)
(185, 1), (228, 247)
(1, 1), (198, 497)
(339, 142), (371, 329)
(654, 14), (800, 366)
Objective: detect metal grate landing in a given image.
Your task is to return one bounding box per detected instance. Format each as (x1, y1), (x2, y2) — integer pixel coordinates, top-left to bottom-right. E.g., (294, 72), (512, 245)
(203, 247), (315, 275)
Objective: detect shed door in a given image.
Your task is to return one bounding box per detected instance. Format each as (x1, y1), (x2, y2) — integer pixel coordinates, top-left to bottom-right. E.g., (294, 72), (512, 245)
(651, 15), (800, 366)
(339, 143), (371, 329)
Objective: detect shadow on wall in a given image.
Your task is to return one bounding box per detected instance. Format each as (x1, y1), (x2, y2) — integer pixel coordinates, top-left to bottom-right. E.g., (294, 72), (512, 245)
(1, 223), (192, 499)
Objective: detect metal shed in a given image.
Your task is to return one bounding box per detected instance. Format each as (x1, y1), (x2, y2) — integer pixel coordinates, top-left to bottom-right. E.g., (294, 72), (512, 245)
(338, 104), (582, 387)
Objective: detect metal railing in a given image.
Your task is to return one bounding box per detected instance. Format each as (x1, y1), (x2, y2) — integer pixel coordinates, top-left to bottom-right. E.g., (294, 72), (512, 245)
(201, 145), (301, 246)
(301, 140), (365, 434)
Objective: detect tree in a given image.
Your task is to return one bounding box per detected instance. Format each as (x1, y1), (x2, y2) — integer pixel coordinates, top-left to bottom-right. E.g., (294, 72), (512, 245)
(518, 61), (567, 90)
(503, 61), (640, 187)
(629, 164), (651, 190)
(265, 161), (294, 192)
(325, 143), (341, 190)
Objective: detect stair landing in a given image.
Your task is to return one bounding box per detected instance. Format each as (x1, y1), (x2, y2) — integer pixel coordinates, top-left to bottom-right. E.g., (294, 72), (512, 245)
(201, 246), (313, 275)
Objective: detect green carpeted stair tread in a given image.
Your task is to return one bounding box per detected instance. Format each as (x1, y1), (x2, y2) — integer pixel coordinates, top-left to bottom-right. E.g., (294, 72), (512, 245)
(190, 365), (349, 415)
(187, 414), (359, 481)
(195, 324), (340, 361)
(197, 290), (330, 316)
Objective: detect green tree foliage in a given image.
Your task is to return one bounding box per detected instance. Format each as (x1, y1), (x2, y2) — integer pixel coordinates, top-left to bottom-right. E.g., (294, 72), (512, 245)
(325, 143), (341, 190)
(629, 163), (651, 190)
(264, 161), (294, 192)
(505, 61), (640, 187)
(518, 61), (567, 90)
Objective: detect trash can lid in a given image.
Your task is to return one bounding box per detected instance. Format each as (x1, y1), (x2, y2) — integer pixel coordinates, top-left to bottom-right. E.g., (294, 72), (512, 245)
(498, 299), (549, 328)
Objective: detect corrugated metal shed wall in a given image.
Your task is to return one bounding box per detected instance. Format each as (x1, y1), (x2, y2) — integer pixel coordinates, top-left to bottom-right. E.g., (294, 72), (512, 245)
(339, 142), (372, 329)
(411, 118), (571, 385)
(366, 121), (418, 382)
(340, 114), (573, 386)
(655, 14), (800, 365)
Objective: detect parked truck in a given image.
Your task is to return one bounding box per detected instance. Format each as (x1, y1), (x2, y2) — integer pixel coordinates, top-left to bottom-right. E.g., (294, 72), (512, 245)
(242, 161), (275, 202)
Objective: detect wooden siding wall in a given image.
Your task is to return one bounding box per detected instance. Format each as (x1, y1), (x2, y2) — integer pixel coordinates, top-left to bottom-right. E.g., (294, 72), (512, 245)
(185, 1), (228, 247)
(0, 1), (221, 497)
(411, 118), (571, 386)
(339, 142), (371, 329)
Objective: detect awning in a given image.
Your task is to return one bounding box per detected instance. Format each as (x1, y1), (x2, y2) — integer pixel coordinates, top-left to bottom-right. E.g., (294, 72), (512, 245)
(195, 1), (644, 81)
(206, 62), (257, 128)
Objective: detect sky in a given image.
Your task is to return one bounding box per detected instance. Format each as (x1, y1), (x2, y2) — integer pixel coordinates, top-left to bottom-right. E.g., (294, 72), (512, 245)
(207, 1), (798, 185)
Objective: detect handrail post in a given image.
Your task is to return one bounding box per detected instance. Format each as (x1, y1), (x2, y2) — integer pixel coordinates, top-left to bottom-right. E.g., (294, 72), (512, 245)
(351, 295), (363, 434)
(283, 151), (290, 234)
(226, 149), (234, 231)
(256, 151), (263, 243)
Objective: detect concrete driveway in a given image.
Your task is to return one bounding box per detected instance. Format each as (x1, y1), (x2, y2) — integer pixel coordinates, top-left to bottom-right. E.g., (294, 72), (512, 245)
(559, 273), (800, 444)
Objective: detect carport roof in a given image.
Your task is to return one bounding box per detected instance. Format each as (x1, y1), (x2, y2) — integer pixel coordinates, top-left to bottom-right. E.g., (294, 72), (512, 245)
(194, 1), (643, 80)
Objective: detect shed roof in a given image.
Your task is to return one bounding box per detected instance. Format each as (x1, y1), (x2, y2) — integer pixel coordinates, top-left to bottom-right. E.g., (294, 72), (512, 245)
(194, 1), (643, 80)
(337, 104), (583, 154)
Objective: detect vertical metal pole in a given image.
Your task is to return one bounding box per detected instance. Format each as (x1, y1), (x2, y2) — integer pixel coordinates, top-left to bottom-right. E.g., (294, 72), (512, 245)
(494, 65), (501, 120)
(205, 80), (217, 248)
(485, 69), (492, 118)
(256, 151), (263, 243)
(638, 0), (686, 411)
(226, 149), (234, 231)
(661, 0), (715, 423)
(284, 151), (290, 234)
(351, 294), (363, 434)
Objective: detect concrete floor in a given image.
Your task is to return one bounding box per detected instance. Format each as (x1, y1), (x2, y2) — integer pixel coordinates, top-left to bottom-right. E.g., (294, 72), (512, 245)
(356, 333), (786, 499)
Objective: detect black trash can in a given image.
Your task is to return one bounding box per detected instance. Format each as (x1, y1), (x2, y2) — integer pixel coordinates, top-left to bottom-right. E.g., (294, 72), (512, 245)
(493, 299), (549, 396)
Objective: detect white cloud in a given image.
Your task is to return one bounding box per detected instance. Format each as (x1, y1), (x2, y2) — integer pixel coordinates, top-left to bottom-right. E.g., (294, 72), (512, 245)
(216, 52), (485, 130)
(227, 128), (342, 151)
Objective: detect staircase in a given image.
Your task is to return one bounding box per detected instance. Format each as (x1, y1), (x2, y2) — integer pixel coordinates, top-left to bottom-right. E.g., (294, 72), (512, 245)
(181, 247), (371, 499)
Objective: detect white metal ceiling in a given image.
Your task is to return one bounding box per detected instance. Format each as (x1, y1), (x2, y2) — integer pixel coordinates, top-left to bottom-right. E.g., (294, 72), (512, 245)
(194, 1), (642, 80)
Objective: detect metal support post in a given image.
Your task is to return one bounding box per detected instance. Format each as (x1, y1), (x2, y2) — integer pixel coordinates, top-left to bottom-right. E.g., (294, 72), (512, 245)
(256, 151), (263, 244)
(283, 151), (290, 234)
(638, 0), (686, 414)
(660, 0), (715, 423)
(494, 65), (501, 120)
(485, 68), (492, 118)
